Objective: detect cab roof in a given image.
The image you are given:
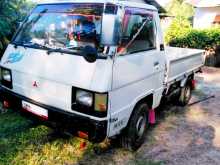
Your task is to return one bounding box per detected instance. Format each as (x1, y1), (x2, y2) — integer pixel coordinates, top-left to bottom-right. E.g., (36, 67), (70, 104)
(37, 0), (158, 11)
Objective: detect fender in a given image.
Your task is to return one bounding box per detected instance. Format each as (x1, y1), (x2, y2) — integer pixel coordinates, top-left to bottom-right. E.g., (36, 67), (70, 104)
(134, 90), (154, 109)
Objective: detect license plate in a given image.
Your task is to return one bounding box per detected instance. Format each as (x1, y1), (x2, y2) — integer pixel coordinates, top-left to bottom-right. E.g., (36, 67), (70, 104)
(22, 101), (48, 119)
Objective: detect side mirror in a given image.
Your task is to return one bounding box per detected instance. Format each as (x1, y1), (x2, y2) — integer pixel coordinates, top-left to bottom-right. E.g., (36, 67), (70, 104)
(83, 45), (97, 63)
(101, 14), (121, 46)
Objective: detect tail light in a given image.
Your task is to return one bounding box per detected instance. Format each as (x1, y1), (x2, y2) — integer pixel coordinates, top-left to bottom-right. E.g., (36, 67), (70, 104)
(3, 100), (10, 108)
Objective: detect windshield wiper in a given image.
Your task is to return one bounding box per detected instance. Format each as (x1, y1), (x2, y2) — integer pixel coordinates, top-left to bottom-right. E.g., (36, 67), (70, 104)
(22, 42), (49, 49)
(66, 46), (84, 50)
(12, 41), (49, 50)
(12, 41), (83, 55)
(12, 41), (26, 48)
(47, 48), (82, 55)
(47, 46), (83, 55)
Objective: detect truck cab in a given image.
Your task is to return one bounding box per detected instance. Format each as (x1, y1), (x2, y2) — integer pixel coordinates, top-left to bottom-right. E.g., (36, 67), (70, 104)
(0, 0), (203, 150)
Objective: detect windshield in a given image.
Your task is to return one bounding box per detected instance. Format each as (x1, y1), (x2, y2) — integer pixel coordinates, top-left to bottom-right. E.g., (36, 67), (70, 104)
(13, 3), (104, 53)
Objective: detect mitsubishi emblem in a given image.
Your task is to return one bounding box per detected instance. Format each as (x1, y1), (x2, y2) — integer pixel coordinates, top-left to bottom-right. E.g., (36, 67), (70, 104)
(33, 81), (38, 87)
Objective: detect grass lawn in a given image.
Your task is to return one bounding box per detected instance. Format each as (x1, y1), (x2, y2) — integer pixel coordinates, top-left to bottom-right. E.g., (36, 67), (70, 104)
(0, 104), (163, 165)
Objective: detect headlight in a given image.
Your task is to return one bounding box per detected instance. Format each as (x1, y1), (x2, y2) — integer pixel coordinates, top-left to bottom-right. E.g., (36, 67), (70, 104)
(0, 67), (12, 89)
(2, 69), (11, 82)
(76, 90), (93, 107)
(72, 88), (108, 117)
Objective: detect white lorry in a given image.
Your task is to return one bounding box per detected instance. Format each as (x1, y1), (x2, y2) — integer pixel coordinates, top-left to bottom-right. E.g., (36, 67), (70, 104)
(0, 0), (204, 150)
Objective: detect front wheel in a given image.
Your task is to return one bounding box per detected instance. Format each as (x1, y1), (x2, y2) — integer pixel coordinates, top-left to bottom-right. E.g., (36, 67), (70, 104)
(120, 103), (148, 151)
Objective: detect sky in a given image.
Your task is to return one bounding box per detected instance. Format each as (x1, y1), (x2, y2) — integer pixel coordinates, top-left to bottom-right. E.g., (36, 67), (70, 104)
(158, 0), (171, 6)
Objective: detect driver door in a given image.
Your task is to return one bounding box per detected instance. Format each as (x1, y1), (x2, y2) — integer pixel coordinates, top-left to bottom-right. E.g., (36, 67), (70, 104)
(108, 7), (165, 136)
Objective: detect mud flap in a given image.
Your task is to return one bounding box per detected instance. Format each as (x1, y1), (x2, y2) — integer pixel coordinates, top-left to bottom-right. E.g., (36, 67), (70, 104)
(148, 109), (156, 124)
(191, 79), (196, 90)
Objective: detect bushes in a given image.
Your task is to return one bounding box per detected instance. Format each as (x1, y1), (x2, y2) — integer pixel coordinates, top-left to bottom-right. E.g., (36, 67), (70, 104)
(165, 18), (192, 45)
(0, 0), (34, 56)
(165, 18), (220, 66)
(166, 27), (220, 50)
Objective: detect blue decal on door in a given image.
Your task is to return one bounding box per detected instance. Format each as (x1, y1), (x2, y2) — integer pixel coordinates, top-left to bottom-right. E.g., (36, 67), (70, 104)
(4, 51), (24, 64)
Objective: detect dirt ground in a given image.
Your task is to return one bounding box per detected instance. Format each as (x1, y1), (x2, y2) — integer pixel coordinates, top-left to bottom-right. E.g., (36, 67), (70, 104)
(78, 67), (220, 165)
(136, 67), (220, 165)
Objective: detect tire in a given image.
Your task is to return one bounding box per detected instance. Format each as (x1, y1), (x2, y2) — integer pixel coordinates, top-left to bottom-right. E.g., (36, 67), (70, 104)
(178, 84), (192, 106)
(120, 103), (148, 151)
(30, 118), (41, 126)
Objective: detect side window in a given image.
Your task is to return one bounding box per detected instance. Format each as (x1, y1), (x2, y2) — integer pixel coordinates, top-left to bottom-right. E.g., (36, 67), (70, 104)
(118, 8), (156, 55)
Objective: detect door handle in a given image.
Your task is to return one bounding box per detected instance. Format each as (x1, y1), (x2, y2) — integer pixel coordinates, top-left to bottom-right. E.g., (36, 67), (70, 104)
(154, 61), (159, 66)
(160, 44), (165, 51)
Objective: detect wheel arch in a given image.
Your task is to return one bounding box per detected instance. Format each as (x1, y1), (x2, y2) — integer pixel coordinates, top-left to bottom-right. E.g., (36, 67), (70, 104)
(126, 93), (153, 127)
(134, 94), (153, 110)
(180, 73), (195, 88)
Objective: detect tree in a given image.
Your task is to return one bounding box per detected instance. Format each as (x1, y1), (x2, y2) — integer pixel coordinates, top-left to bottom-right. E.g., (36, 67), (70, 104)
(0, 0), (34, 56)
(164, 0), (194, 44)
(166, 0), (194, 19)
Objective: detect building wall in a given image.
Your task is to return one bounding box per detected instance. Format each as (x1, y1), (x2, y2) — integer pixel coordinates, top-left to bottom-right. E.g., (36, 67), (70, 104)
(193, 6), (220, 29)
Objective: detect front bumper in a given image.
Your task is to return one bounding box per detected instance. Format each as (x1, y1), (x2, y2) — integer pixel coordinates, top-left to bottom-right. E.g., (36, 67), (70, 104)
(0, 87), (107, 143)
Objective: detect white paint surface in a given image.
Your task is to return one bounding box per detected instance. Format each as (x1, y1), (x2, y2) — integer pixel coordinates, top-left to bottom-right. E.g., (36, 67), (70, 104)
(194, 6), (220, 29)
(0, 1), (205, 138)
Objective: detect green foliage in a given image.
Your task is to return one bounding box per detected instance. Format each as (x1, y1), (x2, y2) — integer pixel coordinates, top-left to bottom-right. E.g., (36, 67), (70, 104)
(165, 12), (220, 67)
(0, 109), (162, 165)
(0, 109), (89, 165)
(165, 0), (220, 51)
(0, 0), (34, 56)
(165, 25), (220, 50)
(164, 0), (220, 66)
(165, 18), (192, 44)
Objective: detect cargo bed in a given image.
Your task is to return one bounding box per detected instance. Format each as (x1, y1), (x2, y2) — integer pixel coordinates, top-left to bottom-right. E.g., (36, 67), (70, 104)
(165, 47), (204, 85)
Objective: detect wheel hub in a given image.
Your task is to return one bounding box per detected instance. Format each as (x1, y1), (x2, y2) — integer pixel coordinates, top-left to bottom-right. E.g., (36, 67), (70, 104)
(136, 116), (146, 137)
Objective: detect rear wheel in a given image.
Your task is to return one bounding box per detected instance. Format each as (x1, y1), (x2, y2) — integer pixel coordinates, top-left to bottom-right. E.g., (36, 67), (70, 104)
(178, 84), (192, 106)
(120, 103), (148, 151)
